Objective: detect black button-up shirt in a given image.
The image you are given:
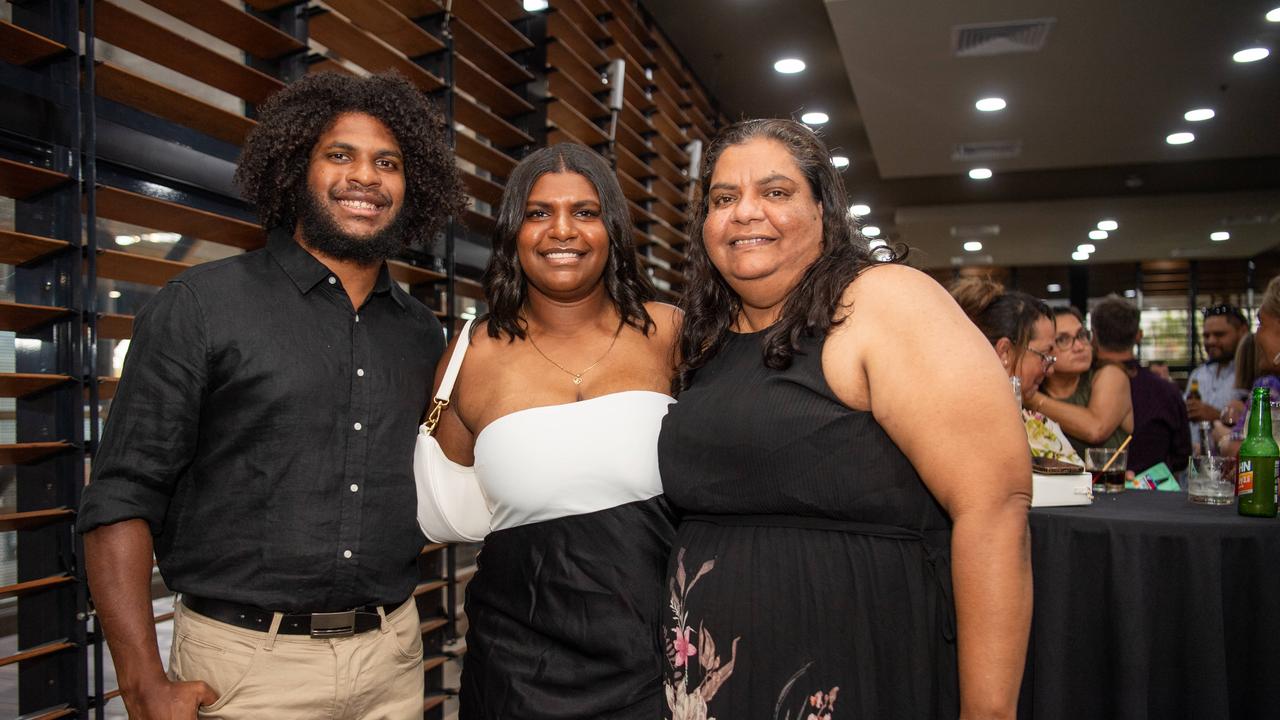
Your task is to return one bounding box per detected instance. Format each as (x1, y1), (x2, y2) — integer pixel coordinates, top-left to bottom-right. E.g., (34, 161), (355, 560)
(78, 230), (443, 611)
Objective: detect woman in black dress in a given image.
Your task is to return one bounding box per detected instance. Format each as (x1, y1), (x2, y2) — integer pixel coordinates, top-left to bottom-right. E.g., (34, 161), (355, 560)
(660, 119), (1032, 719)
(431, 144), (680, 718)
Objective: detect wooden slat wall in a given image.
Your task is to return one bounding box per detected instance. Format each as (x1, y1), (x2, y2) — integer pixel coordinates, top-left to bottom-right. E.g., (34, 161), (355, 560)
(1, 3), (728, 713)
(545, 0), (729, 299)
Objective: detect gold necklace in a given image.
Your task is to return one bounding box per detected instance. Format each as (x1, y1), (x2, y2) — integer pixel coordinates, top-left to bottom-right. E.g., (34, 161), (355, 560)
(526, 323), (622, 386)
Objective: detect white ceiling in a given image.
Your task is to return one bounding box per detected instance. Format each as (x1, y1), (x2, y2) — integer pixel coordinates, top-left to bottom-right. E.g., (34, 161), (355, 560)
(896, 190), (1280, 268)
(642, 0), (1280, 268)
(825, 0), (1280, 178)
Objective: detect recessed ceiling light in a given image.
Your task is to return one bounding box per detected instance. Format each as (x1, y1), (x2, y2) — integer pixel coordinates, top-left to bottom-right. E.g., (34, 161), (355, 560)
(108, 290), (122, 299)
(1077, 243), (1097, 254)
(1184, 108), (1215, 122)
(831, 155), (850, 168)
(115, 235), (140, 246)
(975, 97), (1007, 112)
(1233, 47), (1270, 63)
(801, 111), (829, 125)
(1166, 132), (1195, 145)
(868, 239), (888, 250)
(1268, 7), (1280, 22)
(522, 0), (549, 10)
(968, 167), (993, 180)
(774, 58), (806, 74)
(1047, 283), (1062, 293)
(1097, 219), (1119, 231)
(849, 203), (871, 217)
(963, 240), (983, 252)
(861, 225), (882, 237)
(1211, 231), (1231, 241)
(1089, 230), (1108, 240)
(1071, 251), (1090, 261)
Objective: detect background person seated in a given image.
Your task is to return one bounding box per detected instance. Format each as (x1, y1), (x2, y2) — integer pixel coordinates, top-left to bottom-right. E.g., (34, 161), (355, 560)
(1090, 295), (1190, 474)
(1213, 333), (1280, 456)
(949, 277), (1083, 467)
(1029, 306), (1133, 457)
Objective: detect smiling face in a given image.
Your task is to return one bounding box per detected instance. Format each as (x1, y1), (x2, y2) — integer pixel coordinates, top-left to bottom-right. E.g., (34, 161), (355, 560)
(306, 113), (403, 236)
(701, 138), (824, 313)
(516, 171), (609, 302)
(1202, 315), (1246, 363)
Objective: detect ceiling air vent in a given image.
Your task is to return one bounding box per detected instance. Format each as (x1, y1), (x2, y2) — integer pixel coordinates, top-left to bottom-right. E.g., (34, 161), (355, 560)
(952, 140), (1022, 162)
(952, 18), (1056, 58)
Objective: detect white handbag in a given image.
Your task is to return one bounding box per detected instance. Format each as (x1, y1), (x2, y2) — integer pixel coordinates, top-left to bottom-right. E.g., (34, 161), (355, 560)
(414, 319), (493, 542)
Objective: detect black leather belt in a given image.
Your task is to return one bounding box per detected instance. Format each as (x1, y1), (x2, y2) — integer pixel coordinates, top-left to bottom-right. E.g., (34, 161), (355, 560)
(182, 594), (396, 638)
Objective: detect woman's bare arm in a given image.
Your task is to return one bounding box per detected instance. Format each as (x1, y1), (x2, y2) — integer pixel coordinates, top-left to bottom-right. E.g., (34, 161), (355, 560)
(1032, 365), (1132, 444)
(831, 265), (1031, 720)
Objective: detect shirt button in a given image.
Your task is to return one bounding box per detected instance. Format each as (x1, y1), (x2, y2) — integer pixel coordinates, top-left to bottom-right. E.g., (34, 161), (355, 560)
(353, 422), (362, 431)
(350, 484), (359, 493)
(343, 550), (352, 559)
(356, 368), (364, 377)
(328, 276), (337, 285)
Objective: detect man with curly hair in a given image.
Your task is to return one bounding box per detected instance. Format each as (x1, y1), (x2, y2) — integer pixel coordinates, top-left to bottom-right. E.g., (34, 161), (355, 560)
(78, 72), (465, 719)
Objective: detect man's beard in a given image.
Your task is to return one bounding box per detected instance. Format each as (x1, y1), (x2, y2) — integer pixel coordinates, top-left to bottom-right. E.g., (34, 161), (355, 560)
(297, 188), (410, 266)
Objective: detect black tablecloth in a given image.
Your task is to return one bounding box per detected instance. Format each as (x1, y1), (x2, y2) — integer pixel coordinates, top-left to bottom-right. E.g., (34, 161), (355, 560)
(1019, 491), (1280, 719)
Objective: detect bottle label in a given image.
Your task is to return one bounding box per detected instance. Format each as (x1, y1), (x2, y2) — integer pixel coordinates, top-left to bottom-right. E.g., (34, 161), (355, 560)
(1238, 460), (1254, 496)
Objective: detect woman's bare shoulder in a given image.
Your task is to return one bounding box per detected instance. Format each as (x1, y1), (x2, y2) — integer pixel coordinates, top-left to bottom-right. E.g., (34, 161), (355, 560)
(837, 263), (957, 326)
(1093, 362), (1132, 386)
(643, 301), (683, 338)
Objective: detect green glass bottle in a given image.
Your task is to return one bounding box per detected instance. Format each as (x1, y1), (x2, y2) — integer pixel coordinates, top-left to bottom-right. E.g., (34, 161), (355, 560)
(1237, 386), (1278, 518)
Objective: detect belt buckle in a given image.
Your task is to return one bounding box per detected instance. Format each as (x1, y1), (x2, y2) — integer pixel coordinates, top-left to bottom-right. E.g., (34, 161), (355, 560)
(310, 610), (357, 638)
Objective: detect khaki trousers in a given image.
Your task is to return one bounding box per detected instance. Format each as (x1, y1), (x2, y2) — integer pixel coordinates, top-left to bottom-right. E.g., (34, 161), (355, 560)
(168, 597), (424, 720)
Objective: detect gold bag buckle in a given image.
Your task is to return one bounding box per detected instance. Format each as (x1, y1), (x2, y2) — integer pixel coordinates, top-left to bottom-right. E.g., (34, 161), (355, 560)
(423, 398), (449, 435)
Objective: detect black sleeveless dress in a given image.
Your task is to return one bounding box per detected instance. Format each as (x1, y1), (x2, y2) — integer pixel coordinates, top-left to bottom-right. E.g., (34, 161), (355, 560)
(658, 329), (959, 719)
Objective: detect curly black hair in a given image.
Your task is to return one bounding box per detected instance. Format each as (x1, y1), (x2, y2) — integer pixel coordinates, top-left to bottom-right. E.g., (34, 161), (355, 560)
(674, 118), (902, 395)
(234, 72), (466, 247)
(482, 143), (655, 341)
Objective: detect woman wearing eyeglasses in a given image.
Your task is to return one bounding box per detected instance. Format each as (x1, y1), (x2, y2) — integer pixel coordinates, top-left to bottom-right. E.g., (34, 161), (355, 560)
(1028, 307), (1133, 458)
(949, 277), (1083, 466)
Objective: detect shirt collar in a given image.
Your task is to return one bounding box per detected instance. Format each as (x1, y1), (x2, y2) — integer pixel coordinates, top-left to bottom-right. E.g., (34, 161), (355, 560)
(268, 228), (332, 294)
(267, 228), (405, 309)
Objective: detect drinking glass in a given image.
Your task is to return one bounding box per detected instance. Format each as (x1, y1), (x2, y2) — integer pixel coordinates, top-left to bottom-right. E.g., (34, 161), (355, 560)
(1186, 455), (1237, 505)
(1085, 447), (1127, 494)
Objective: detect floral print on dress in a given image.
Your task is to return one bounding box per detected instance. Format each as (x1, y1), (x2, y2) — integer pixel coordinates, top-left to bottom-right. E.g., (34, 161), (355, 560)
(1023, 408), (1084, 466)
(665, 548), (738, 720)
(664, 548), (841, 720)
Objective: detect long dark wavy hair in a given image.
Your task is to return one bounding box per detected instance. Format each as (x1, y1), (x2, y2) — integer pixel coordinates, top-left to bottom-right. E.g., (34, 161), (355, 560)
(482, 143), (656, 341)
(673, 118), (900, 394)
(234, 72), (465, 247)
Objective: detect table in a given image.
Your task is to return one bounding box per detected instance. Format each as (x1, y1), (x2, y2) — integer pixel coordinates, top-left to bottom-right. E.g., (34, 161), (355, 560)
(1018, 491), (1280, 719)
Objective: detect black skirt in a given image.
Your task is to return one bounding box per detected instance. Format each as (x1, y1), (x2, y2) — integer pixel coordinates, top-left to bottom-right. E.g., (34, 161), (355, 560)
(460, 496), (675, 719)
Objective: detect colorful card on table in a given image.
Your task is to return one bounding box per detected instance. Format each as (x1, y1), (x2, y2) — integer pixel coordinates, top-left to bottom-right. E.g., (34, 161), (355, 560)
(1128, 462), (1180, 491)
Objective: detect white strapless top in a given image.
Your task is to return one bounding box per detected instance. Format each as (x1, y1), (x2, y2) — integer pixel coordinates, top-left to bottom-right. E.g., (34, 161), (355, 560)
(473, 390), (674, 532)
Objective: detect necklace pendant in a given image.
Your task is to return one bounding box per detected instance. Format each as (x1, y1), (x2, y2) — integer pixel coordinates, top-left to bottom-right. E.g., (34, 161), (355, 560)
(572, 376), (582, 385)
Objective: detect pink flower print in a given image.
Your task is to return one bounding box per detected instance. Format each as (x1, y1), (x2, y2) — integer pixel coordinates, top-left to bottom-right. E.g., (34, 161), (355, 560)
(672, 626), (698, 667)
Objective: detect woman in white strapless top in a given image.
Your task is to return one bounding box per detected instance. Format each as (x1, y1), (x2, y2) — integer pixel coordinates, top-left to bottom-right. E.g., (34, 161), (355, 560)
(430, 144), (680, 719)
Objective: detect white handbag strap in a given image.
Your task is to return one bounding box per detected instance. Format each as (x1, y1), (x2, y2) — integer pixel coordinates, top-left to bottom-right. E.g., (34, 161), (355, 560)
(424, 318), (475, 434)
(435, 318), (475, 402)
